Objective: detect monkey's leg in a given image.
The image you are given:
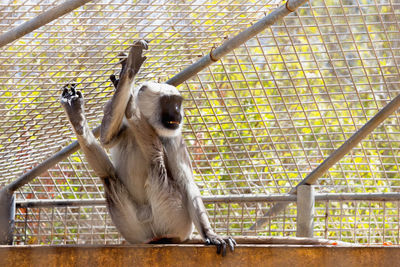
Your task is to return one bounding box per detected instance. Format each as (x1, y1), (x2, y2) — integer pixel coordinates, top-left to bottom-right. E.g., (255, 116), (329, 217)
(100, 40), (148, 146)
(60, 84), (117, 180)
(189, 186), (237, 256)
(164, 140), (237, 256)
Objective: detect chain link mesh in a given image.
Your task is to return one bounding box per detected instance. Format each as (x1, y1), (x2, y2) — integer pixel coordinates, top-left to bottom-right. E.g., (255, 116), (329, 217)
(1, 0), (400, 245)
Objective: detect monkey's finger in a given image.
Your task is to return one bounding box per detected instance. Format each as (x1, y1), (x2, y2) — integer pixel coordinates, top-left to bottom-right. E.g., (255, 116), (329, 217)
(214, 240), (222, 254)
(228, 238), (235, 252)
(62, 87), (69, 97)
(221, 241), (227, 257)
(110, 75), (118, 87)
(137, 39), (149, 50)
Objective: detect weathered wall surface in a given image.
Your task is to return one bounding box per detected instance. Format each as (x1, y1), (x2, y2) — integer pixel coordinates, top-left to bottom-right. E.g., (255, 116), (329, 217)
(1, 245), (400, 267)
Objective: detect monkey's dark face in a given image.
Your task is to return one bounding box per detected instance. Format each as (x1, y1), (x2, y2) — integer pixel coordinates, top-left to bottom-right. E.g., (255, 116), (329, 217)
(160, 95), (183, 130)
(136, 82), (184, 137)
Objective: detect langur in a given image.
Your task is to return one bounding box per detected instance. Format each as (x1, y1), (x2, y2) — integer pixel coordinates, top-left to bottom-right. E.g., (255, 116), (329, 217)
(60, 40), (235, 255)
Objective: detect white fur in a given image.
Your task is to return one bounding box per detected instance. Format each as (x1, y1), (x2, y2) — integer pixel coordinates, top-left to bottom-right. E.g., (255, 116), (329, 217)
(135, 82), (184, 138)
(109, 132), (193, 243)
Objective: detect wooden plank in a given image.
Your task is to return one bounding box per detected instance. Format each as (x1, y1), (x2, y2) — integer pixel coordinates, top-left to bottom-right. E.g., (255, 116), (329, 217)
(1, 245), (400, 267)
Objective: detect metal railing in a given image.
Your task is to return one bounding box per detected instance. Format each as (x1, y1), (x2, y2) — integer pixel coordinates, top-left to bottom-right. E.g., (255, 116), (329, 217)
(11, 191), (400, 245)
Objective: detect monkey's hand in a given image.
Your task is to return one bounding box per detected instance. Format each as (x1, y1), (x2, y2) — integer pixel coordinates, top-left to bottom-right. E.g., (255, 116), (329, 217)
(60, 84), (85, 135)
(110, 40), (148, 88)
(123, 40), (148, 80)
(205, 234), (236, 256)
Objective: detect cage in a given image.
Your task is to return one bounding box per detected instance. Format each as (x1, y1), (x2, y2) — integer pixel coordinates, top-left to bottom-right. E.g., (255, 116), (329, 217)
(0, 0), (400, 254)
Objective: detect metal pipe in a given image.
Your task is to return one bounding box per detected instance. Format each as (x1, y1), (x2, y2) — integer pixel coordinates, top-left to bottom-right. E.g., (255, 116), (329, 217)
(7, 0), (308, 193)
(16, 198), (105, 208)
(210, 192), (400, 202)
(0, 189), (15, 245)
(14, 195), (295, 208)
(250, 92), (400, 231)
(14, 192), (400, 208)
(295, 94), (400, 188)
(202, 194), (297, 203)
(6, 126), (101, 192)
(315, 193), (400, 201)
(296, 185), (314, 238)
(167, 0), (308, 86)
(0, 0), (93, 48)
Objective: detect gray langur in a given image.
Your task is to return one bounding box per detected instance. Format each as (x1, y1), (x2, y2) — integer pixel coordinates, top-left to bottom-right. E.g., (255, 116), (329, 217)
(60, 40), (236, 255)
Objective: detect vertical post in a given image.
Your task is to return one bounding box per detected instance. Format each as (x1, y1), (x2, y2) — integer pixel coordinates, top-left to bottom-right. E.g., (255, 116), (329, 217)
(0, 189), (15, 245)
(296, 185), (314, 238)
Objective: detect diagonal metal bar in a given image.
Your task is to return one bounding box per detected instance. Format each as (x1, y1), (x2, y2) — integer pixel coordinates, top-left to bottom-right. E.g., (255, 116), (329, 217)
(7, 127), (101, 192)
(4, 0), (309, 193)
(250, 92), (400, 231)
(166, 0), (308, 86)
(0, 0), (93, 48)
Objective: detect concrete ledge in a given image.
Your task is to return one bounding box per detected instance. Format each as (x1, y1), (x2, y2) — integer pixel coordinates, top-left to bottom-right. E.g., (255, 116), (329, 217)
(1, 245), (400, 267)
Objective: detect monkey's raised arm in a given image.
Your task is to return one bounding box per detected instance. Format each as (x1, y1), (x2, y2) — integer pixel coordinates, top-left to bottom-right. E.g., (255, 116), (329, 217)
(100, 40), (148, 146)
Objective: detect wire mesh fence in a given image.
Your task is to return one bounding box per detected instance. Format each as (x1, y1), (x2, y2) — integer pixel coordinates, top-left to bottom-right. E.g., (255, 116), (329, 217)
(1, 0), (400, 245)
(13, 199), (400, 245)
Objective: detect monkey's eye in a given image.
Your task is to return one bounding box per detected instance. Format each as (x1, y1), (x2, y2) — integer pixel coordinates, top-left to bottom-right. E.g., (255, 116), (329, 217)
(138, 85), (147, 93)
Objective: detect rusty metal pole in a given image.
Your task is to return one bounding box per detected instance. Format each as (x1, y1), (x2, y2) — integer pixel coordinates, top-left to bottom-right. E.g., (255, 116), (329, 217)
(166, 0), (309, 86)
(6, 126), (101, 192)
(0, 188), (15, 245)
(0, 0), (93, 48)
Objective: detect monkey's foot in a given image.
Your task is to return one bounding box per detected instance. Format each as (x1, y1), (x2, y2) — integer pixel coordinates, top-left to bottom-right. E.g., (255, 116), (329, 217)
(60, 84), (86, 135)
(205, 235), (237, 257)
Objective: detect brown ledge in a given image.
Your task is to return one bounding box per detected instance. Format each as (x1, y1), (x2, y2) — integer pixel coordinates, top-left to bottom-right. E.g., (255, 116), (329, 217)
(1, 244), (400, 267)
